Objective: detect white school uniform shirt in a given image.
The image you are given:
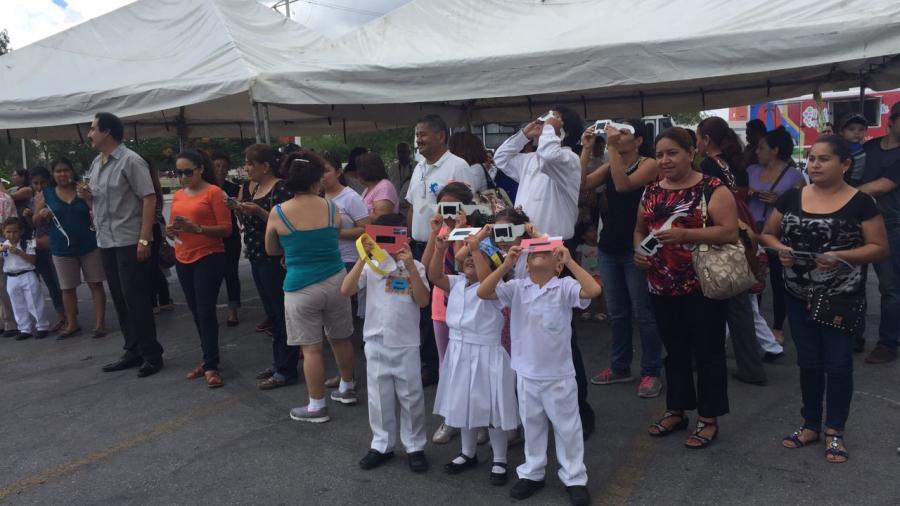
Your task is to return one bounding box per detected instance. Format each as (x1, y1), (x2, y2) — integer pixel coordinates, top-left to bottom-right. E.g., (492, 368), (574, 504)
(493, 124), (581, 240)
(494, 276), (590, 379)
(2, 240), (36, 273)
(405, 150), (485, 242)
(445, 275), (504, 346)
(358, 260), (429, 347)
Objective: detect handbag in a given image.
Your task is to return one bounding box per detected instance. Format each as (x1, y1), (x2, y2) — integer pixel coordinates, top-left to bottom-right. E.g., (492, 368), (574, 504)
(473, 163), (513, 214)
(690, 182), (757, 300)
(808, 290), (866, 334)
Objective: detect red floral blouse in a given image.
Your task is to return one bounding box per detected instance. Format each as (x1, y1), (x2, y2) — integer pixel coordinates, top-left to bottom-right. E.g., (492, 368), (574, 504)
(640, 175), (723, 296)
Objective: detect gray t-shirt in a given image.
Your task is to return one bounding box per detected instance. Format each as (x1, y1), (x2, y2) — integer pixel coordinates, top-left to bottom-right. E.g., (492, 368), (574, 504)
(87, 144), (156, 248)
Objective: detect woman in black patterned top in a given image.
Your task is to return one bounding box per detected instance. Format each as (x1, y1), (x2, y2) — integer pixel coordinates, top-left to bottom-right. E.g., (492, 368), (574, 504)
(761, 135), (887, 463)
(230, 144), (295, 390)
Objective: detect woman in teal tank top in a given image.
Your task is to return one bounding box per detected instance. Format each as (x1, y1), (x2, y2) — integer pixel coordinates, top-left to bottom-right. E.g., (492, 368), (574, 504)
(265, 151), (356, 424)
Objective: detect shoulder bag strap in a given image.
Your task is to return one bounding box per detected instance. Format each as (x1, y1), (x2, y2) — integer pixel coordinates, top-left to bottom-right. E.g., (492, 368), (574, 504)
(478, 163), (497, 190)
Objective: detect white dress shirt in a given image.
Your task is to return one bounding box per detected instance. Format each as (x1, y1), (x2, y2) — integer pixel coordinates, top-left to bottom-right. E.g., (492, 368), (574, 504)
(405, 150), (486, 242)
(445, 275), (504, 346)
(358, 260), (429, 347)
(493, 125), (581, 240)
(494, 276), (590, 379)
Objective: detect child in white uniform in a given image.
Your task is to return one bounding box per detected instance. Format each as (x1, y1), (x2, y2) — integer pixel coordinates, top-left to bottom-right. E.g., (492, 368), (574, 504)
(340, 214), (431, 474)
(1, 218), (49, 340)
(478, 244), (601, 506)
(429, 232), (518, 485)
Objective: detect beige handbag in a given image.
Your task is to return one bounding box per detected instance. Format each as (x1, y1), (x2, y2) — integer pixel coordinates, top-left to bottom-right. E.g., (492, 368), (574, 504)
(691, 184), (756, 300)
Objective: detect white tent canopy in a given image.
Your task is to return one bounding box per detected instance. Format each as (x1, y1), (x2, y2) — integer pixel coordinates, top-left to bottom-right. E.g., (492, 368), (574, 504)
(0, 0), (394, 141)
(258, 0), (900, 124)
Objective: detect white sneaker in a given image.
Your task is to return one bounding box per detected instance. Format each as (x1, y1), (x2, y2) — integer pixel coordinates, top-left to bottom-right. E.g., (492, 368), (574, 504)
(432, 422), (458, 444)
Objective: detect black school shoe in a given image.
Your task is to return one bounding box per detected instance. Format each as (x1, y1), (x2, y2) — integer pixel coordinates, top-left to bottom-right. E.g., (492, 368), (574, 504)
(35, 330), (49, 339)
(15, 332), (32, 341)
(489, 462), (509, 486)
(2, 329), (18, 338)
(444, 453), (477, 474)
(359, 449), (394, 470)
(407, 451), (429, 473)
(566, 485), (591, 505)
(510, 478), (545, 499)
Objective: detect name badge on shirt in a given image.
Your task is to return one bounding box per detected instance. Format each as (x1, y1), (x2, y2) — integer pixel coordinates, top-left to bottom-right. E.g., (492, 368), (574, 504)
(386, 276), (410, 294)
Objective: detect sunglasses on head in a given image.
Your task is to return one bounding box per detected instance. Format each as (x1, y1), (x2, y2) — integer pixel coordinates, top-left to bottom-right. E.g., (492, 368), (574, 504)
(174, 168), (196, 177)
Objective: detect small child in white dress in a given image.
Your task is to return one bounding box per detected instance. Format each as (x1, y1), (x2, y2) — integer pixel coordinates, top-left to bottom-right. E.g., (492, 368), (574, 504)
(428, 232), (518, 485)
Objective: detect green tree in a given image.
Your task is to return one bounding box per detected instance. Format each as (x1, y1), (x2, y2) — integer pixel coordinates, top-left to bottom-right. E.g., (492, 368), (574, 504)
(671, 111), (707, 126)
(0, 29), (10, 55)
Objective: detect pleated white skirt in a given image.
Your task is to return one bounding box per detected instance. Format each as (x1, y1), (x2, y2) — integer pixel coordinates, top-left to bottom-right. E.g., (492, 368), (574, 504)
(433, 339), (519, 430)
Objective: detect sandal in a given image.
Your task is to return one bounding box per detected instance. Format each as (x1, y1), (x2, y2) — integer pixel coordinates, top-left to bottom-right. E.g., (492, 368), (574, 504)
(648, 411), (688, 437)
(57, 327), (82, 340)
(685, 419), (718, 449)
(205, 370), (224, 389)
(186, 365), (205, 380)
(782, 427), (820, 449)
(50, 318), (67, 333)
(824, 432), (849, 463)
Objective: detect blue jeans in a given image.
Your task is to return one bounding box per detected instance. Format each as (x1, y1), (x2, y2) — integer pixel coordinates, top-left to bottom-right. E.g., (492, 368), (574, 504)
(785, 295), (854, 432)
(873, 221), (900, 350)
(597, 249), (663, 377)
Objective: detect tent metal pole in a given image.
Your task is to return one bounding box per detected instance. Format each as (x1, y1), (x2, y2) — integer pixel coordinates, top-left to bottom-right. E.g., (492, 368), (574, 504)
(251, 100), (261, 144)
(21, 138), (27, 169)
(858, 70), (866, 115)
(263, 104), (272, 145)
(284, 0), (291, 18)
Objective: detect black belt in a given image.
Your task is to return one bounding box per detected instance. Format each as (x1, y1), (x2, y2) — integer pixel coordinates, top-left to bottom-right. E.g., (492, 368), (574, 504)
(5, 270), (34, 277)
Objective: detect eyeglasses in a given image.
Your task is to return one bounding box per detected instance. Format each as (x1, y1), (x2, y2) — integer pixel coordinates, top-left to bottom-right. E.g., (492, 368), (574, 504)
(174, 169), (195, 177)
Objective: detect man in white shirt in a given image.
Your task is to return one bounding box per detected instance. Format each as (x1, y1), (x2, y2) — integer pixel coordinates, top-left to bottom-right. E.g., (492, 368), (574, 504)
(404, 114), (485, 390)
(493, 108), (583, 240)
(405, 115), (486, 246)
(493, 106), (597, 440)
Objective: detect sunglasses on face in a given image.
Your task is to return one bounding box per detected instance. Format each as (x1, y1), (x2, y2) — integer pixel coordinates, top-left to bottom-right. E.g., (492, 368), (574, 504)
(175, 168), (196, 177)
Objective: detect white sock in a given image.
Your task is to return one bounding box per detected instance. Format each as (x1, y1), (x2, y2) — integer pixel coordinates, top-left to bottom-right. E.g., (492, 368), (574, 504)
(489, 427), (508, 473)
(452, 428), (477, 464)
(308, 396), (326, 410)
(339, 379), (355, 393)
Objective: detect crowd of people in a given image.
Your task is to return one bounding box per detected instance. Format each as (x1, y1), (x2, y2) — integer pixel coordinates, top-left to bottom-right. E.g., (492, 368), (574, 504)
(2, 105), (899, 505)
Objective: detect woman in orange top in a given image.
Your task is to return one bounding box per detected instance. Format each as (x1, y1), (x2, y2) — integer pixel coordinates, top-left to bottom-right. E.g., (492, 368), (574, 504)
(166, 149), (233, 388)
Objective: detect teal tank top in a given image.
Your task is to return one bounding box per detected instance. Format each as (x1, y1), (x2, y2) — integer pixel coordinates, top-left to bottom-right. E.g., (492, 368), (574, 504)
(275, 201), (345, 292)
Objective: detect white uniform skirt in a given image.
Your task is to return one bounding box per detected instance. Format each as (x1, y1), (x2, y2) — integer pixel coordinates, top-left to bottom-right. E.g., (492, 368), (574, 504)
(433, 339), (519, 430)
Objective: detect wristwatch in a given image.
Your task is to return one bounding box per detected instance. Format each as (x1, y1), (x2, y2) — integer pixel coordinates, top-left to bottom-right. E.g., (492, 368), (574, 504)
(138, 239), (151, 247)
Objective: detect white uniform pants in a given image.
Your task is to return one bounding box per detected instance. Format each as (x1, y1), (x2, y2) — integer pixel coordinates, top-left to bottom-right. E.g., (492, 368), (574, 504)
(516, 376), (587, 486)
(365, 338), (426, 453)
(6, 271), (48, 334)
(750, 295), (783, 354)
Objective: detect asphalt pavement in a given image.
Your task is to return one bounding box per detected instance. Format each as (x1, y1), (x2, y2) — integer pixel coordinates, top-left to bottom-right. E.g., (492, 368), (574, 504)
(0, 261), (898, 506)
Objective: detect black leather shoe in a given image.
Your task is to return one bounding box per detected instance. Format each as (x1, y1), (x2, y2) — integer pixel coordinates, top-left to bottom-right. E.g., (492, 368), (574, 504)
(444, 453), (477, 474)
(407, 451), (429, 473)
(510, 478), (545, 499)
(358, 449), (394, 470)
(35, 331), (49, 339)
(489, 462), (509, 486)
(762, 351), (785, 363)
(566, 485), (591, 506)
(102, 357), (142, 372)
(2, 329), (18, 338)
(136, 360), (164, 378)
(14, 332), (31, 341)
